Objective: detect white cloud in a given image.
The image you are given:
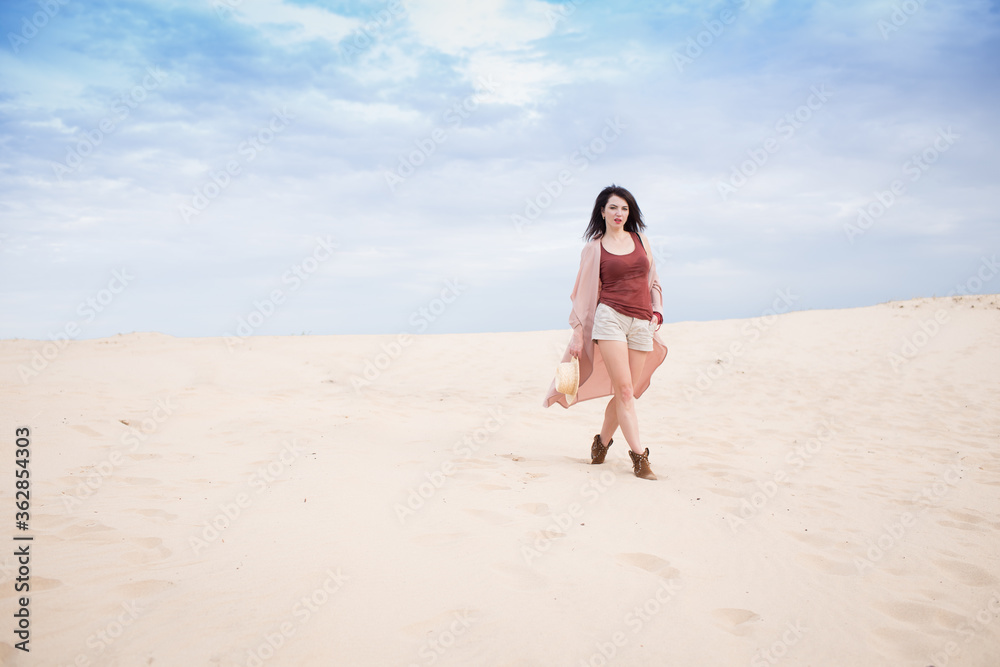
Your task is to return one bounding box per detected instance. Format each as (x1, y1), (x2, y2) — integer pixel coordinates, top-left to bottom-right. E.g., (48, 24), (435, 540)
(406, 0), (575, 105)
(224, 0), (356, 46)
(406, 0), (555, 54)
(460, 51), (569, 107)
(341, 43), (423, 85)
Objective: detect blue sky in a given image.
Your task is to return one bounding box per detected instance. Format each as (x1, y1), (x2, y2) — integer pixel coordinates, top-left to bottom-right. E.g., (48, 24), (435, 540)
(1, 0), (998, 340)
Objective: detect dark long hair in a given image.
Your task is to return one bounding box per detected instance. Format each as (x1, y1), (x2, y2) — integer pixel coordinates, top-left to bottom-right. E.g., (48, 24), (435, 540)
(582, 185), (645, 241)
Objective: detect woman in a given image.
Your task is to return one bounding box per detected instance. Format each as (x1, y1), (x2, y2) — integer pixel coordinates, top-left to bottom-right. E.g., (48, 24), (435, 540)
(542, 185), (668, 480)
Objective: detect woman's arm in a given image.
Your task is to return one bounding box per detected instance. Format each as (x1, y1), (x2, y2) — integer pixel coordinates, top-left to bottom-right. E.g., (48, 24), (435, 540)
(567, 245), (588, 357)
(639, 231), (664, 327)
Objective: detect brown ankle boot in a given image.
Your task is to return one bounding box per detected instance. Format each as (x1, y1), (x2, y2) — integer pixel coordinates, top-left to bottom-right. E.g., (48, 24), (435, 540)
(590, 434), (612, 464)
(629, 448), (657, 480)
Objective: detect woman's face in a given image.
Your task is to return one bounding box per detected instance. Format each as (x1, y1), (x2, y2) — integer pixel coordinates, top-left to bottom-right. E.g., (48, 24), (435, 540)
(603, 195), (629, 232)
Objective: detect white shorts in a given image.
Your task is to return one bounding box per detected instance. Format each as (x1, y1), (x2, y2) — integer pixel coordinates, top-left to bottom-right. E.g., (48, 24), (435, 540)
(592, 302), (654, 352)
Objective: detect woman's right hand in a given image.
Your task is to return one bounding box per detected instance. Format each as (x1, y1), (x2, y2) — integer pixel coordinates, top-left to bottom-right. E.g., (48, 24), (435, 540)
(568, 333), (582, 358)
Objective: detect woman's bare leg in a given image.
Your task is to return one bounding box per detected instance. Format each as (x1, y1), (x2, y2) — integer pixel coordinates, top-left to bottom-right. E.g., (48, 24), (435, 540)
(599, 397), (617, 447)
(601, 349), (649, 445)
(599, 346), (648, 446)
(596, 340), (649, 455)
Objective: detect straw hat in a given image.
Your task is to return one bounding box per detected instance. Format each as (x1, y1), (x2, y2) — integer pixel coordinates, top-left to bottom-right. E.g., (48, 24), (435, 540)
(555, 356), (579, 404)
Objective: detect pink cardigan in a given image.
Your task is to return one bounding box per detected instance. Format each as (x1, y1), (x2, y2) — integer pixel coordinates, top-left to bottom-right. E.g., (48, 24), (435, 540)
(542, 235), (668, 409)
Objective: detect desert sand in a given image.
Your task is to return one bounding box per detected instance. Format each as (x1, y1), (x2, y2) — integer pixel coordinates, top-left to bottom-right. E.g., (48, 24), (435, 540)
(1, 294), (999, 666)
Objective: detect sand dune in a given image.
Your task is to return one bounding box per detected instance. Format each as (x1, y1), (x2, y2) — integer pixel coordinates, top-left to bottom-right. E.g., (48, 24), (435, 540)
(1, 294), (998, 666)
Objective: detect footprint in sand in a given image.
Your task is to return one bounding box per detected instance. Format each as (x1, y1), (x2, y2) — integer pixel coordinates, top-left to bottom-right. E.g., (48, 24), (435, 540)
(477, 483), (510, 491)
(793, 552), (857, 577)
(615, 553), (680, 580)
(0, 577), (61, 598)
(60, 521), (116, 538)
(945, 509), (986, 524)
(29, 577), (63, 592)
(123, 452), (162, 461)
(933, 559), (998, 587)
(523, 527), (565, 544)
(123, 537), (173, 564)
(711, 608), (761, 636)
(491, 562), (548, 589)
(936, 520), (980, 531)
(517, 503), (551, 517)
(870, 600), (964, 628)
(0, 642), (17, 663)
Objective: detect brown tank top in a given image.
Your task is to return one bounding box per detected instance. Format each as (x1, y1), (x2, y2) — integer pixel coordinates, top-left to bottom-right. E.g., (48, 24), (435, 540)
(598, 231), (653, 320)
